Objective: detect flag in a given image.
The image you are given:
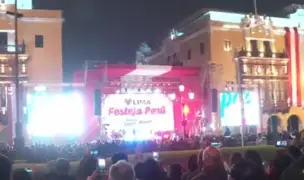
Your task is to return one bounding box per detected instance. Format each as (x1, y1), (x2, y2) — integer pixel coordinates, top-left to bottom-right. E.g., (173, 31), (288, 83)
(284, 27), (302, 107)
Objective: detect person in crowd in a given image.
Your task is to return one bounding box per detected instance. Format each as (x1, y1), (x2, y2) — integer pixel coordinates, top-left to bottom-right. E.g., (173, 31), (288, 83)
(46, 158), (76, 180)
(109, 160), (134, 180)
(268, 153), (294, 180)
(0, 154), (12, 180)
(287, 145), (302, 160)
(111, 152), (128, 164)
(244, 150), (263, 168)
(12, 169), (32, 180)
(142, 158), (167, 180)
(280, 153), (304, 180)
(134, 162), (145, 180)
(192, 146), (227, 180)
(77, 155), (98, 180)
(230, 160), (267, 180)
(181, 154), (199, 180)
(197, 150), (204, 170)
(167, 164), (183, 180)
(230, 152), (244, 166)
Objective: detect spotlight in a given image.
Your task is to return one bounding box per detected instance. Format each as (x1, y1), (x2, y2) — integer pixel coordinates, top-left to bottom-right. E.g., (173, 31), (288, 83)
(179, 85), (185, 92)
(154, 88), (161, 93)
(188, 92), (194, 100)
(169, 93), (176, 100)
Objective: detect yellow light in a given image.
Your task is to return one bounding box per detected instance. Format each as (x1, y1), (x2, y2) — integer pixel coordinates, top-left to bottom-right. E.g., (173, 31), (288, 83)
(183, 104), (190, 116)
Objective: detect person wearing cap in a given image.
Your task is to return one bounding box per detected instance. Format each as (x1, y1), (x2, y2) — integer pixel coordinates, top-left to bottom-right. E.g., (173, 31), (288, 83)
(192, 146), (227, 180)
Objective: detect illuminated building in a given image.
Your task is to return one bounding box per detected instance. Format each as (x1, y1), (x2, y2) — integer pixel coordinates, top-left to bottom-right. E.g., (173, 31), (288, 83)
(74, 64), (202, 142)
(0, 1), (63, 144)
(144, 4), (304, 133)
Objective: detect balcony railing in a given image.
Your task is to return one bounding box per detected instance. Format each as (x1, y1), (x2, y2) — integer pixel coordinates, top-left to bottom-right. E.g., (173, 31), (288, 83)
(237, 50), (288, 59)
(0, 44), (26, 54)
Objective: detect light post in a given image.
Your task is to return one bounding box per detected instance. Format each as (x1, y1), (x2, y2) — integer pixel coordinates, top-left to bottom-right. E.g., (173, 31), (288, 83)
(5, 0), (25, 149)
(169, 84), (194, 138)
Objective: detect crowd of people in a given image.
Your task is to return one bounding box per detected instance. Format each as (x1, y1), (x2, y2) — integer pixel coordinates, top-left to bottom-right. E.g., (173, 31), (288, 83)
(0, 143), (304, 180)
(0, 134), (265, 163)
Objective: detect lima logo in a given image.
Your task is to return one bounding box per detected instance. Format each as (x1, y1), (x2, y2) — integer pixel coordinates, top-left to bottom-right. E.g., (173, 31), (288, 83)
(220, 92), (252, 118)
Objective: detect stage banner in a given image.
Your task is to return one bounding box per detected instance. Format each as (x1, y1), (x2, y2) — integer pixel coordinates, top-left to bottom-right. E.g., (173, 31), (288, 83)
(101, 94), (174, 140)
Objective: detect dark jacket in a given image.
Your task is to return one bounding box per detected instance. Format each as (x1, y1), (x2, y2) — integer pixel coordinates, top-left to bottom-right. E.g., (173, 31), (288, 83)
(191, 165), (227, 180)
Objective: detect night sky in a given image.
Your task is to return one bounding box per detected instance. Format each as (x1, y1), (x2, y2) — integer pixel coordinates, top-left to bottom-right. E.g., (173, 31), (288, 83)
(34, 0), (303, 81)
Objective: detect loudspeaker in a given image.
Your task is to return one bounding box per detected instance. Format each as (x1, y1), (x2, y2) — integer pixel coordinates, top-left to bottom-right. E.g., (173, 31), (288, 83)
(211, 89), (218, 113)
(94, 89), (101, 116)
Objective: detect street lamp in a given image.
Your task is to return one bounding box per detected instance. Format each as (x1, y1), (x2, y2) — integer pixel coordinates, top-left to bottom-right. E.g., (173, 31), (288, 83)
(6, 0), (25, 149)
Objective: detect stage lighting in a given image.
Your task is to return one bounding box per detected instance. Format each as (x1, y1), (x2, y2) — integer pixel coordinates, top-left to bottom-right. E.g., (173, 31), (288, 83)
(154, 88), (161, 93)
(188, 92), (195, 100)
(179, 85), (185, 92)
(34, 85), (46, 92)
(169, 93), (176, 100)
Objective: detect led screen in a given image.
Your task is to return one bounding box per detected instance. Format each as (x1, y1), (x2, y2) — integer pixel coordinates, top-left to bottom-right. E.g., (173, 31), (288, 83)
(26, 93), (84, 137)
(102, 93), (174, 141)
(220, 91), (260, 126)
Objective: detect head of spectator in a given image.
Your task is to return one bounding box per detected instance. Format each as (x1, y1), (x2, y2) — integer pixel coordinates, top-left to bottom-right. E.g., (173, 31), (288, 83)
(230, 152), (244, 166)
(12, 169), (32, 180)
(0, 154), (12, 180)
(167, 164), (183, 180)
(56, 158), (70, 175)
(78, 155), (98, 180)
(142, 159), (166, 180)
(134, 162), (145, 180)
(109, 160), (134, 180)
(288, 145), (302, 160)
(269, 152), (294, 180)
(244, 150), (263, 167)
(46, 160), (57, 174)
(187, 154), (198, 172)
(202, 146), (222, 168)
(111, 152), (128, 164)
(230, 160), (267, 180)
(197, 150), (204, 169)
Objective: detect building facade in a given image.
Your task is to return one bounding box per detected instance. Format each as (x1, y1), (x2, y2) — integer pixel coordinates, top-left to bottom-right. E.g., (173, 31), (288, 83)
(145, 4), (304, 133)
(0, 1), (63, 144)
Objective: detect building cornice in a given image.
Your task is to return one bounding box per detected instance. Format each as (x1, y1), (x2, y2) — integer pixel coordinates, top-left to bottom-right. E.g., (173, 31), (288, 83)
(211, 25), (304, 35)
(20, 17), (64, 23)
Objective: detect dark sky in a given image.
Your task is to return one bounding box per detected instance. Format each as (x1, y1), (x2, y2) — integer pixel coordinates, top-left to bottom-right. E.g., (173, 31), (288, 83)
(34, 0), (303, 81)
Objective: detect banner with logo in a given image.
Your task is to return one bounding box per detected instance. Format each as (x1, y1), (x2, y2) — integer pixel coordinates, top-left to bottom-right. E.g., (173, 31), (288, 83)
(101, 94), (174, 139)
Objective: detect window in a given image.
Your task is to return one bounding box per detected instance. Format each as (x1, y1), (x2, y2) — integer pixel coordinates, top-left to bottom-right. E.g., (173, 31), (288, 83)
(264, 41), (272, 57)
(224, 40), (232, 51)
(200, 43), (205, 54)
(0, 64), (4, 73)
(35, 35), (44, 48)
(187, 49), (191, 60)
(0, 32), (7, 45)
(21, 64), (26, 73)
(250, 40), (258, 56)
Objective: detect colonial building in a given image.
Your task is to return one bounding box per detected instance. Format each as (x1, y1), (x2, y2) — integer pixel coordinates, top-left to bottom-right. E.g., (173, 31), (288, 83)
(0, 0), (63, 144)
(144, 4), (304, 133)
